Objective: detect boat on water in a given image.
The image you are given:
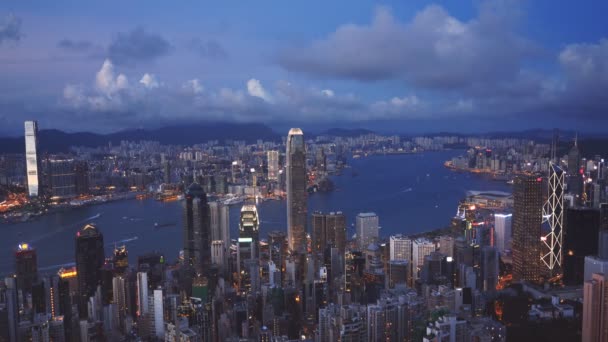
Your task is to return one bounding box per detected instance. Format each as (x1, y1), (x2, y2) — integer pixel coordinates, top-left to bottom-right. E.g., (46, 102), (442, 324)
(154, 222), (176, 229)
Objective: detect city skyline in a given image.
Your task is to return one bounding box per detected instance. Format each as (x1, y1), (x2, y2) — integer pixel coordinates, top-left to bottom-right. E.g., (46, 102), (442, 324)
(1, 1), (608, 134)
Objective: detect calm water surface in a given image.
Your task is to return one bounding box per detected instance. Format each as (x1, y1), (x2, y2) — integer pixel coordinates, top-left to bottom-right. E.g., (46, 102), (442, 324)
(0, 150), (511, 276)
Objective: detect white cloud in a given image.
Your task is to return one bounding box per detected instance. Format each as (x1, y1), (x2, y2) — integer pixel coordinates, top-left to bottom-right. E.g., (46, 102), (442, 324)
(247, 78), (273, 102)
(321, 89), (334, 98)
(139, 73), (160, 89)
(95, 59), (128, 96)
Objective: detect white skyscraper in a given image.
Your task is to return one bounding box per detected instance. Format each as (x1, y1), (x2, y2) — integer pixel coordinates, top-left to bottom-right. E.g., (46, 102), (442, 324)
(389, 234), (412, 261)
(267, 150), (279, 181)
(412, 238), (436, 281)
(136, 272), (148, 317)
(151, 288), (164, 338)
(24, 120), (40, 197)
(494, 213), (512, 253)
(356, 212), (379, 249)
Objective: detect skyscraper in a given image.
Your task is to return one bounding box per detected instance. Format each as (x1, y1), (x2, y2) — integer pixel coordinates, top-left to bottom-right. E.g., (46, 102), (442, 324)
(541, 162), (564, 276)
(390, 234), (412, 261)
(494, 213), (512, 253)
(356, 212), (379, 250)
(286, 128), (307, 253)
(24, 120), (40, 197)
(15, 243), (38, 296)
(137, 272), (148, 317)
(209, 200), (230, 266)
(412, 238), (436, 282)
(583, 273), (608, 342)
(267, 150), (279, 181)
(46, 157), (76, 200)
(183, 183), (211, 275)
(512, 175), (544, 283)
(75, 223), (105, 319)
(238, 204), (259, 292)
(563, 207), (600, 285)
(312, 211), (346, 255)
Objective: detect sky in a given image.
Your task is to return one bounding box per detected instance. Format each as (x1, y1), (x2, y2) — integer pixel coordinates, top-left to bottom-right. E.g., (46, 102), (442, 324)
(0, 0), (607, 135)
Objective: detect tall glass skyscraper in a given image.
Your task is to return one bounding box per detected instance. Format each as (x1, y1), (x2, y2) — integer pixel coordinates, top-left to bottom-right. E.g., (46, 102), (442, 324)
(24, 120), (40, 197)
(75, 223), (105, 319)
(286, 128), (307, 253)
(512, 175), (544, 283)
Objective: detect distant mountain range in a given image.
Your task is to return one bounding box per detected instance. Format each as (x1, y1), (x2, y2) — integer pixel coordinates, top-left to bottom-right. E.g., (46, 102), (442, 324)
(1, 124), (607, 157)
(0, 123), (281, 154)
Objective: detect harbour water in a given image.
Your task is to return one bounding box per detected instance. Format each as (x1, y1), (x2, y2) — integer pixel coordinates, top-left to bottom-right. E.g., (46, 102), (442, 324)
(0, 150), (511, 276)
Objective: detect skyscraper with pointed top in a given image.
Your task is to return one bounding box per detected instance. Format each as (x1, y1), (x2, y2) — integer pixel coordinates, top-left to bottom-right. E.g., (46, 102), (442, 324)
(286, 128), (307, 253)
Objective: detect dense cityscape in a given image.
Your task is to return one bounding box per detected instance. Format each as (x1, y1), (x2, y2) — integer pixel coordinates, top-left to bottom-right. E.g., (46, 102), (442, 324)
(2, 1), (608, 341)
(0, 120), (607, 342)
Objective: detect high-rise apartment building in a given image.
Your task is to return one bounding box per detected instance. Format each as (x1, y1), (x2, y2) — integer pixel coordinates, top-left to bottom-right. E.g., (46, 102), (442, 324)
(24, 120), (40, 197)
(512, 175), (544, 283)
(267, 150), (279, 181)
(356, 212), (379, 250)
(286, 128), (307, 253)
(75, 223), (105, 319)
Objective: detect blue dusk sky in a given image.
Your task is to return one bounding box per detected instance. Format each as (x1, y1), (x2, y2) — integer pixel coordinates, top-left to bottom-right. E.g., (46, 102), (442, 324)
(0, 0), (607, 135)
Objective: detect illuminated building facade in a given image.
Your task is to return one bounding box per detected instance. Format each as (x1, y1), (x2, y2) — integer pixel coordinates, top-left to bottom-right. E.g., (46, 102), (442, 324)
(312, 211), (346, 255)
(286, 128), (307, 253)
(494, 213), (512, 253)
(75, 223), (105, 318)
(183, 183), (211, 275)
(541, 162), (564, 276)
(24, 120), (40, 197)
(46, 157), (76, 200)
(512, 175), (544, 283)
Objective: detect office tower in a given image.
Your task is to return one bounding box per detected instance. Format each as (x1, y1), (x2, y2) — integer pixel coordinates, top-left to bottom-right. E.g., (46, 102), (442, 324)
(494, 213), (512, 253)
(286, 128), (307, 253)
(238, 204), (259, 292)
(209, 200), (230, 260)
(268, 231), (288, 285)
(136, 272), (148, 317)
(541, 163), (565, 276)
(75, 223), (105, 319)
(439, 235), (455, 258)
(211, 240), (225, 270)
(568, 138), (584, 202)
(24, 120), (40, 197)
(267, 150), (279, 181)
(563, 207), (600, 285)
(163, 160), (171, 184)
(388, 260), (409, 288)
(390, 234), (412, 261)
(183, 183), (211, 275)
(46, 158), (76, 199)
(583, 273), (608, 342)
(312, 211), (347, 255)
(480, 246), (499, 291)
(585, 256), (608, 283)
(356, 212), (379, 250)
(316, 147), (326, 172)
(512, 175), (544, 283)
(112, 276), (127, 332)
(15, 242), (38, 296)
(600, 229), (608, 259)
(412, 238), (435, 282)
(113, 245), (128, 275)
(150, 288), (164, 338)
(4, 277), (18, 342)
